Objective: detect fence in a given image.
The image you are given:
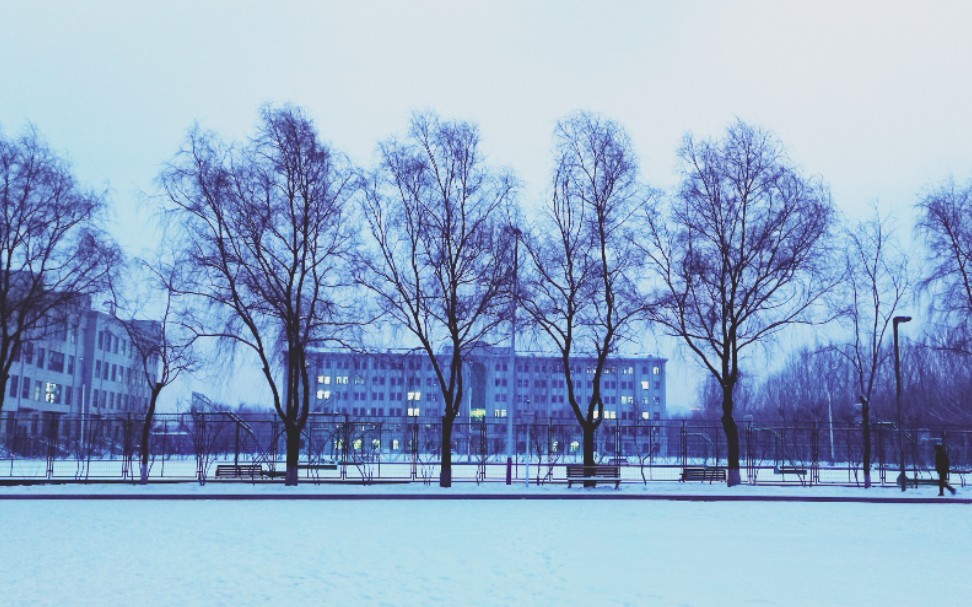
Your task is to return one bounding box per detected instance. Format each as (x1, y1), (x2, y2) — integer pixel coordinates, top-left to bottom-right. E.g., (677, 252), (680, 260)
(1, 412), (970, 486)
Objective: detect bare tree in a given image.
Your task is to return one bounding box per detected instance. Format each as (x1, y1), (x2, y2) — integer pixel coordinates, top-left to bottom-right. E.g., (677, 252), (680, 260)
(518, 111), (646, 485)
(161, 105), (360, 485)
(916, 177), (972, 334)
(109, 257), (200, 484)
(360, 112), (516, 488)
(0, 127), (120, 412)
(640, 121), (836, 486)
(833, 208), (911, 487)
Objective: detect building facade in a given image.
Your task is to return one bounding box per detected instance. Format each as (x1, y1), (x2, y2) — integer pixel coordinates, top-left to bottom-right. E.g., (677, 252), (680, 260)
(4, 305), (157, 420)
(307, 345), (667, 422)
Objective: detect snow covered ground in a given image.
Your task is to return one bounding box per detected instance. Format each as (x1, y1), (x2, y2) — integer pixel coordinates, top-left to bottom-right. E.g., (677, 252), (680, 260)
(2, 482), (970, 606)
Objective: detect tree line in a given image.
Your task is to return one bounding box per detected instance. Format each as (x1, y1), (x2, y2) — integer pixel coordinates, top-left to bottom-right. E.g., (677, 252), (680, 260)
(2, 106), (970, 487)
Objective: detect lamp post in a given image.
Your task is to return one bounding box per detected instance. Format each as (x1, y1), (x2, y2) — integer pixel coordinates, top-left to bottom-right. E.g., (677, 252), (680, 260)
(507, 226), (521, 460)
(893, 315), (911, 492)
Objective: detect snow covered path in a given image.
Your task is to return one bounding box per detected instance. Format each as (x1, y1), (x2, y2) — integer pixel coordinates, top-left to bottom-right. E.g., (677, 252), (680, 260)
(2, 487), (970, 606)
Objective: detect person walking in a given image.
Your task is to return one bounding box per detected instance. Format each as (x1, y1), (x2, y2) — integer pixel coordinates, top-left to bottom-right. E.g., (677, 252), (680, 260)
(934, 443), (957, 496)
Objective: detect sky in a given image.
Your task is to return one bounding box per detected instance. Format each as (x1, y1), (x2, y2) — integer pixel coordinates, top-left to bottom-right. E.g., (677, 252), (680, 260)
(3, 1), (972, 410)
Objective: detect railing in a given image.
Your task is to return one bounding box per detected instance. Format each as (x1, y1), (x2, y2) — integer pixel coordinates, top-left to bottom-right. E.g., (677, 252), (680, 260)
(1, 412), (969, 485)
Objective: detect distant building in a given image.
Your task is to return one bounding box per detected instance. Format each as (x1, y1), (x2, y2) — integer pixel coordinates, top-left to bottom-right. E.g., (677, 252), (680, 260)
(4, 302), (158, 420)
(306, 345), (667, 421)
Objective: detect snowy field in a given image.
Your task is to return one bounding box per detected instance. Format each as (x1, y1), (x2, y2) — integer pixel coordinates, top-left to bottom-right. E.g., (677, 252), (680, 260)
(2, 484), (970, 606)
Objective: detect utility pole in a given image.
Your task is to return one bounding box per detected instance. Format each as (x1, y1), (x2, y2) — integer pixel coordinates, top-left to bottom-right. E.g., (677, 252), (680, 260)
(893, 315), (911, 492)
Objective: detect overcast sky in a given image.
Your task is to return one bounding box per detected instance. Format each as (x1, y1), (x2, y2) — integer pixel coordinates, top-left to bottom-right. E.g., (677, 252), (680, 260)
(3, 1), (971, 410)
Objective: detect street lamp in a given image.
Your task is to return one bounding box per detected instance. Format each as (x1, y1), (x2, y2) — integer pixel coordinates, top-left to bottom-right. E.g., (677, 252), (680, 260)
(893, 315), (912, 492)
(507, 226), (522, 460)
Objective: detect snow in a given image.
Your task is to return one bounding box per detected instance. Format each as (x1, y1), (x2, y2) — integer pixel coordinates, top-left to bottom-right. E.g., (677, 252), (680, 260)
(1, 482), (970, 606)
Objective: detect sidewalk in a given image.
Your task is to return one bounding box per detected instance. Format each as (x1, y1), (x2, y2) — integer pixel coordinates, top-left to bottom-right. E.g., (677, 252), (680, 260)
(1, 479), (969, 503)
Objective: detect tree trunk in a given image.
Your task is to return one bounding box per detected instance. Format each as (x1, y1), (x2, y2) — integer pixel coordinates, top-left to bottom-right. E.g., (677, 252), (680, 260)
(139, 385), (162, 485)
(861, 396), (872, 489)
(583, 421), (597, 488)
(721, 384), (741, 486)
(440, 414), (455, 487)
(285, 424), (300, 486)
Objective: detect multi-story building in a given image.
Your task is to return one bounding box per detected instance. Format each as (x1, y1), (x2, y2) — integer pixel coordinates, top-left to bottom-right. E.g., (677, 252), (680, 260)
(4, 303), (158, 420)
(306, 345), (667, 422)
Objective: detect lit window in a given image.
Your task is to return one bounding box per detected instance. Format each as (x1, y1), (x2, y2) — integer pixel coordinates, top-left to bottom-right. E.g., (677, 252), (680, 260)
(641, 380), (649, 390)
(392, 439), (400, 450)
(316, 390), (331, 400)
(44, 382), (61, 404)
(622, 367), (633, 375)
(493, 409), (507, 418)
(652, 366), (660, 375)
(336, 376), (348, 384)
(570, 441), (580, 453)
(407, 407), (421, 417)
(605, 410), (617, 420)
(641, 411), (650, 420)
(470, 408), (486, 419)
(407, 391), (422, 401)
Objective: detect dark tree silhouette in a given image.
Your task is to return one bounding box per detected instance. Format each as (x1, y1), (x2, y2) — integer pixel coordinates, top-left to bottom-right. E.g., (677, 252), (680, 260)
(161, 105), (360, 485)
(0, 126), (120, 413)
(109, 257), (200, 484)
(640, 121), (836, 486)
(360, 112), (517, 488)
(834, 208), (911, 487)
(916, 177), (972, 342)
(517, 111), (646, 485)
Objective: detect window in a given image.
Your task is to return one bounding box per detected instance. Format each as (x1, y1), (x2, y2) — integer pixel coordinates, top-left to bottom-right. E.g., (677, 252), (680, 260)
(44, 382), (61, 404)
(67, 356), (75, 375)
(493, 409), (507, 418)
(642, 411), (651, 420)
(36, 347), (46, 368)
(652, 366), (660, 375)
(95, 360), (102, 379)
(407, 391), (422, 401)
(8, 376), (18, 398)
(621, 395), (634, 405)
(48, 351), (65, 373)
(66, 386), (73, 406)
(336, 376), (349, 384)
(641, 380), (649, 390)
(622, 366), (633, 375)
(354, 376), (366, 385)
(407, 407), (421, 417)
(21, 377), (31, 399)
(111, 364), (118, 382)
(317, 390), (332, 400)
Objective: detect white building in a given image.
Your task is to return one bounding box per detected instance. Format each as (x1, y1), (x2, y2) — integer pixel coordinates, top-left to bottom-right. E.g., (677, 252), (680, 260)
(4, 304), (157, 420)
(307, 345), (667, 421)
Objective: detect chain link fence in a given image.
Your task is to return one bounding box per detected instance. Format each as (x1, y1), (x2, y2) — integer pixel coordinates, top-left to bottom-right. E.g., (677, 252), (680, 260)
(1, 412), (969, 486)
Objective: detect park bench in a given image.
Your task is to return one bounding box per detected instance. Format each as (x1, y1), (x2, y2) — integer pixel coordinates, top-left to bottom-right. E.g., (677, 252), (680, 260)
(263, 463), (340, 479)
(215, 463), (264, 479)
(774, 465), (808, 486)
(680, 467), (727, 483)
(566, 464), (621, 488)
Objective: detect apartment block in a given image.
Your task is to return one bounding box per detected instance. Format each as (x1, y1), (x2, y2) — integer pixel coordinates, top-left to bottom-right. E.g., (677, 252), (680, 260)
(307, 345), (667, 421)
